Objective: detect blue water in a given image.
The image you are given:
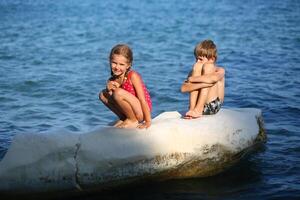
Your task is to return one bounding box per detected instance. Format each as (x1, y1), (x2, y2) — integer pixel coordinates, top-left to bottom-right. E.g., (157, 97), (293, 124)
(0, 0), (300, 199)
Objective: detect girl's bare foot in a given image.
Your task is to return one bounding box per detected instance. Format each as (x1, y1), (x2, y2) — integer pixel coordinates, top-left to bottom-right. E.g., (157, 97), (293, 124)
(113, 120), (124, 127)
(184, 110), (193, 119)
(117, 119), (138, 128)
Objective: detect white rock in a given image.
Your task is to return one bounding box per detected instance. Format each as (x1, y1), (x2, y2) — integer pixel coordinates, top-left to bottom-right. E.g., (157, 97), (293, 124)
(0, 131), (80, 192)
(0, 108), (265, 193)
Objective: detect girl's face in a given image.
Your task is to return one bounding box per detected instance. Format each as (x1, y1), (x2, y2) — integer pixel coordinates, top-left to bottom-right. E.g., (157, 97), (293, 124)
(110, 54), (131, 76)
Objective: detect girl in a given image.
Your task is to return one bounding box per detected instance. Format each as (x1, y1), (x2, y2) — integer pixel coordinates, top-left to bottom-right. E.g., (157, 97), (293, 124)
(99, 44), (152, 129)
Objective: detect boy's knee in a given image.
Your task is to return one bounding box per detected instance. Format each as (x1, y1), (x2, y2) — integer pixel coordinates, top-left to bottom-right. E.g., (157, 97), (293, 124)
(192, 69), (202, 76)
(192, 63), (203, 75)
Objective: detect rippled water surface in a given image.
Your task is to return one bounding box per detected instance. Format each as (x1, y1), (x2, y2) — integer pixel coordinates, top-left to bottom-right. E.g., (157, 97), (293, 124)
(0, 0), (300, 199)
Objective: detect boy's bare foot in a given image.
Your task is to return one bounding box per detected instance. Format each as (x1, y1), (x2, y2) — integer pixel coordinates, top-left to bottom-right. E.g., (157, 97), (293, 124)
(117, 119), (138, 129)
(188, 109), (203, 119)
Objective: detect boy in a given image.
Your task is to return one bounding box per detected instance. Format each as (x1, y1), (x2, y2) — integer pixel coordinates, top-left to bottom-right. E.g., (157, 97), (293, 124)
(181, 40), (225, 119)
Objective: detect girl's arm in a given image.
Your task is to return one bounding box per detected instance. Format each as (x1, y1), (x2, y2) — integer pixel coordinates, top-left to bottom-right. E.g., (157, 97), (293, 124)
(130, 72), (151, 128)
(188, 67), (225, 83)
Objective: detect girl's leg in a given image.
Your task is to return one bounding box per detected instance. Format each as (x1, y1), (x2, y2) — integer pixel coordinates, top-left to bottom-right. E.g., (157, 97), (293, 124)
(99, 89), (126, 126)
(112, 88), (143, 128)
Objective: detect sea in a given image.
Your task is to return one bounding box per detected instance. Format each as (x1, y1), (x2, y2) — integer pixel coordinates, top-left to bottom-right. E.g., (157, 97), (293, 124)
(0, 0), (299, 199)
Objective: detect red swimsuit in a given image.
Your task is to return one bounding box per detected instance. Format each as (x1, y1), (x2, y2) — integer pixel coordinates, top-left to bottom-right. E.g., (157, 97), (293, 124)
(121, 70), (152, 111)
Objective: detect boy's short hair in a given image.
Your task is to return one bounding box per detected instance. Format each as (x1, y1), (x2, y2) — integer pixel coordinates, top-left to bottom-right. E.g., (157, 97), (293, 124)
(194, 40), (217, 61)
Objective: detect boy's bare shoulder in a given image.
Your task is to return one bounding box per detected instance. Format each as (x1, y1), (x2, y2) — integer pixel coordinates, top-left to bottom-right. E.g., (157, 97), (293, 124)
(215, 64), (225, 69)
(215, 65), (225, 74)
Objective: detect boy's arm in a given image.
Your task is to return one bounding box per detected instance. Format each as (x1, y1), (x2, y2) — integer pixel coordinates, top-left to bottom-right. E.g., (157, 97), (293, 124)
(181, 81), (213, 93)
(181, 67), (214, 93)
(188, 67), (225, 84)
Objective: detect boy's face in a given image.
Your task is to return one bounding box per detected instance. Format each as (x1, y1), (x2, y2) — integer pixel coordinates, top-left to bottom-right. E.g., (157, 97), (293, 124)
(196, 56), (214, 64)
(196, 56), (208, 64)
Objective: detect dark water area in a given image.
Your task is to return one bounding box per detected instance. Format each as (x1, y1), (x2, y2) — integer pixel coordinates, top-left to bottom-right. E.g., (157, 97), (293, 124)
(0, 0), (300, 199)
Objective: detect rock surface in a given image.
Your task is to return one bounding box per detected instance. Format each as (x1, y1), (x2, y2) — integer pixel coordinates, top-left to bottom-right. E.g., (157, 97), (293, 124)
(0, 108), (266, 193)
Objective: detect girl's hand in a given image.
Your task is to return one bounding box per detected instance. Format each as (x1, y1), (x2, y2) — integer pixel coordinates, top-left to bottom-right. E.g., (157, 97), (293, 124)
(137, 121), (151, 129)
(107, 81), (120, 91)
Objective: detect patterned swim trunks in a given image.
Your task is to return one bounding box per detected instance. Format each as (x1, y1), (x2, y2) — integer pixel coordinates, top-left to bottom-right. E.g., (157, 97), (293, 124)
(203, 97), (222, 115)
